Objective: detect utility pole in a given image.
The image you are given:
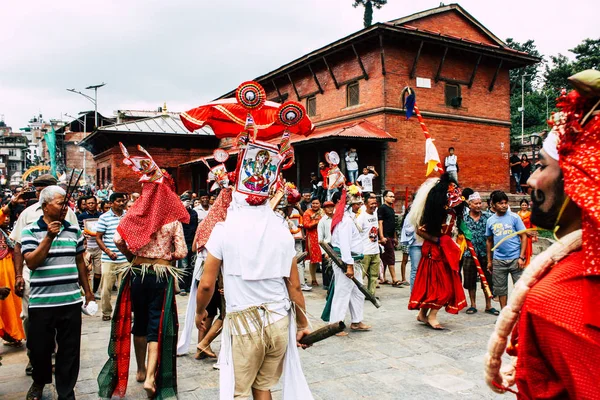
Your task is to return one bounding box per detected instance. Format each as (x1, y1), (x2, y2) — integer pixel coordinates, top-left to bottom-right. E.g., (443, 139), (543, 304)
(66, 82), (106, 128)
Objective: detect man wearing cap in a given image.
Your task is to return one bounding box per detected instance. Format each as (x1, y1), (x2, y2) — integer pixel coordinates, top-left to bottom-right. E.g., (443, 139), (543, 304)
(461, 191), (497, 315)
(485, 72), (600, 398)
(179, 193), (198, 296)
(10, 174), (79, 376)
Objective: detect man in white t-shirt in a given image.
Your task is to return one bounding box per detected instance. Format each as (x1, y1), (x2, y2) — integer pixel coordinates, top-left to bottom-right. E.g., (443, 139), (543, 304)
(356, 167), (379, 198)
(356, 197), (380, 296)
(445, 147), (459, 183)
(193, 190), (211, 222)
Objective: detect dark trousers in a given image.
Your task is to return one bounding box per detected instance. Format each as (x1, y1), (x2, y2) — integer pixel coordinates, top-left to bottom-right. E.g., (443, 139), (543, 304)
(28, 303), (82, 400)
(131, 273), (167, 342)
(180, 245), (194, 292)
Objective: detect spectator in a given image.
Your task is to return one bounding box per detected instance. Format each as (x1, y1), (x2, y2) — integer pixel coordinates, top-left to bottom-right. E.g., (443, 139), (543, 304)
(445, 147), (459, 183)
(356, 197), (380, 295)
(356, 167), (379, 199)
(317, 200), (335, 290)
(520, 154), (532, 194)
(303, 198), (323, 287)
(193, 190), (211, 222)
(208, 194), (217, 206)
(486, 191), (527, 310)
(298, 190), (311, 213)
(309, 172), (323, 202)
(400, 209), (422, 291)
(97, 184), (109, 201)
(21, 185), (93, 400)
(100, 200), (111, 213)
(96, 193), (128, 321)
(345, 148), (359, 183)
(462, 192), (497, 315)
(378, 190), (401, 286)
(75, 196), (87, 217)
(179, 194), (198, 296)
(131, 192), (140, 202)
(509, 149), (522, 194)
(516, 198), (537, 267)
(78, 196), (103, 299)
(318, 161), (329, 195)
(125, 200), (134, 210)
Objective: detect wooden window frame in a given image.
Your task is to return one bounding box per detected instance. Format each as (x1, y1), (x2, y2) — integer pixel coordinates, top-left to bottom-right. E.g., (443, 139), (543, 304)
(347, 81), (360, 107)
(307, 95), (317, 117)
(444, 83), (462, 108)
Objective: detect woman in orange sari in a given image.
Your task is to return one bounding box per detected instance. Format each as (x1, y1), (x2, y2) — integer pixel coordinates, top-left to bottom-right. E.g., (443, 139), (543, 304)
(303, 198), (323, 286)
(517, 198), (537, 267)
(0, 201), (25, 346)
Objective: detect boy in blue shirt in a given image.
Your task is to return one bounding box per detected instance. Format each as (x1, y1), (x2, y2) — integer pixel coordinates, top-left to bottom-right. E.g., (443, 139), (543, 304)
(486, 191), (527, 310)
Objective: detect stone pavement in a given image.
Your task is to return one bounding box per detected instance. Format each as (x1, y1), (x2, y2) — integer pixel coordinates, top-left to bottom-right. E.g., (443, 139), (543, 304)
(0, 266), (511, 399)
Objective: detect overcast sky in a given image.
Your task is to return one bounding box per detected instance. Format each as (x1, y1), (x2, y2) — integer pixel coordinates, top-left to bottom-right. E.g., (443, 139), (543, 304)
(1, 0), (597, 129)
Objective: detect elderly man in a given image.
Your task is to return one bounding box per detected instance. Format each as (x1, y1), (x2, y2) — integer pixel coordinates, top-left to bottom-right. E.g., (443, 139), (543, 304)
(485, 73), (600, 398)
(21, 185), (94, 400)
(10, 174), (78, 376)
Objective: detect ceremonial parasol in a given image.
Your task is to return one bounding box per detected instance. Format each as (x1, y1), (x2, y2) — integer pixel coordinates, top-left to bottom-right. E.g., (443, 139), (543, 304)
(181, 81), (314, 139)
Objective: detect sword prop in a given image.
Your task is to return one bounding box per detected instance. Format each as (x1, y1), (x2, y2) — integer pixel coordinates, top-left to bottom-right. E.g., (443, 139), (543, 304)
(319, 241), (381, 308)
(299, 321), (346, 345)
(466, 240), (492, 298)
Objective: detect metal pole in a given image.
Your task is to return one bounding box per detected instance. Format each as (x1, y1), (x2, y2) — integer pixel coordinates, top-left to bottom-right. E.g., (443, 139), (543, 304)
(546, 92), (549, 128)
(521, 74), (525, 144)
(83, 114), (87, 182)
(94, 88), (98, 128)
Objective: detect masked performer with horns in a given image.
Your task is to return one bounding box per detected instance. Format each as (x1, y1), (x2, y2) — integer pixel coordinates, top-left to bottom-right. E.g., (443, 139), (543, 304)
(181, 81), (314, 399)
(407, 173), (467, 329)
(485, 70), (600, 399)
(98, 144), (189, 400)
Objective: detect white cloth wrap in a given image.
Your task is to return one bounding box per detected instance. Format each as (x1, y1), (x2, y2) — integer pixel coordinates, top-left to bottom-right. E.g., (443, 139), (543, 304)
(218, 299), (313, 399)
(176, 250), (206, 356)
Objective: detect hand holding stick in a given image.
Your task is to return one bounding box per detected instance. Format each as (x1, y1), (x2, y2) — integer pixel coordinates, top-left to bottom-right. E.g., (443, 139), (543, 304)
(299, 321), (346, 345)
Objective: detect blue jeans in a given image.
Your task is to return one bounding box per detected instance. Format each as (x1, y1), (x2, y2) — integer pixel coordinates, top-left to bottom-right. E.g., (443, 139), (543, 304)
(327, 187), (338, 201)
(409, 245), (423, 292)
(512, 172), (522, 193)
(347, 169), (358, 183)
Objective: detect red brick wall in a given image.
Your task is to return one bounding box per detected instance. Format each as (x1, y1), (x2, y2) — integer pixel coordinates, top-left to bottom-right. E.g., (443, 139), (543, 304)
(400, 10), (497, 46)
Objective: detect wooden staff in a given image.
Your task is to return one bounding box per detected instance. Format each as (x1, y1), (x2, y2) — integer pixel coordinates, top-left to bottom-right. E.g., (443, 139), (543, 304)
(320, 241), (381, 308)
(295, 251), (308, 264)
(466, 240), (492, 298)
(60, 169), (84, 221)
(299, 321), (346, 345)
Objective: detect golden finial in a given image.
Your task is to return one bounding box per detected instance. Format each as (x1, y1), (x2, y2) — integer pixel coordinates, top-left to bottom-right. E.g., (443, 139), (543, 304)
(163, 102), (168, 115)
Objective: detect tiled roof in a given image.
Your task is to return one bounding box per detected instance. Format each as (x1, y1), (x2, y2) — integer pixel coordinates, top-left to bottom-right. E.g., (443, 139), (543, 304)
(98, 114), (214, 136)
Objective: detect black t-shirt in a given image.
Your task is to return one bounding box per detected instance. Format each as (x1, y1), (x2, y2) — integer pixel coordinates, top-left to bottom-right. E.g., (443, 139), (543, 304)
(510, 155), (522, 174)
(182, 208), (198, 245)
(377, 204), (396, 238)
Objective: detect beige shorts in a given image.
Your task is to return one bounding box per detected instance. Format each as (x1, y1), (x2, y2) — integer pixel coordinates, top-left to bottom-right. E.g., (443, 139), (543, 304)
(87, 247), (103, 275)
(232, 316), (290, 398)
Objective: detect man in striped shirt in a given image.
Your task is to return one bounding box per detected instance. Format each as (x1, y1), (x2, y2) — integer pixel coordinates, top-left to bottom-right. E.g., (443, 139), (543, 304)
(21, 185), (93, 400)
(95, 192), (127, 321)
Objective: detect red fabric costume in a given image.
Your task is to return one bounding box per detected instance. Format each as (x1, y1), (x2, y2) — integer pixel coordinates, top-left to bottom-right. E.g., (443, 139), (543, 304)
(303, 208), (323, 263)
(409, 212), (467, 314)
(514, 250), (600, 399)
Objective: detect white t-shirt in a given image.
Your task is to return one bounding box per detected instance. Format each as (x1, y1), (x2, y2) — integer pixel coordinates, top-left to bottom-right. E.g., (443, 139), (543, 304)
(205, 222), (289, 326)
(356, 173), (375, 192)
(194, 205), (211, 222)
(345, 151), (358, 171)
(355, 211), (379, 255)
(445, 155), (458, 172)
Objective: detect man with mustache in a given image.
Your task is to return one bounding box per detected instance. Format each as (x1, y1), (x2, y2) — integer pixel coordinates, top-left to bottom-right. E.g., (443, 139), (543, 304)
(485, 71), (600, 398)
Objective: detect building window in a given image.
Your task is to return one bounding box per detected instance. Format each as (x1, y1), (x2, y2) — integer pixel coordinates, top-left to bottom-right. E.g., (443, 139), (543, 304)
(306, 96), (317, 117)
(8, 149), (15, 156)
(445, 84), (462, 108)
(107, 166), (112, 183)
(96, 169), (100, 185)
(347, 82), (359, 107)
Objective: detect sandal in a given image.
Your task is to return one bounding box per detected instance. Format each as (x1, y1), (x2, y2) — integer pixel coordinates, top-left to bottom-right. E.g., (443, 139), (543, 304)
(26, 382), (44, 400)
(102, 316), (111, 321)
(466, 307), (477, 315)
(485, 308), (500, 316)
(379, 280), (391, 285)
(391, 281), (404, 287)
(3, 339), (23, 347)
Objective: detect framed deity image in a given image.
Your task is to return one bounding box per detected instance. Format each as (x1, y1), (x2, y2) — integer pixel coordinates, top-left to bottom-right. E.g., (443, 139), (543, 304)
(236, 142), (281, 197)
(83, 218), (99, 237)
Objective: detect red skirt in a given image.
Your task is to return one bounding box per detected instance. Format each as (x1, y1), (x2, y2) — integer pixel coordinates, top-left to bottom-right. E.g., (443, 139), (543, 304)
(408, 236), (467, 314)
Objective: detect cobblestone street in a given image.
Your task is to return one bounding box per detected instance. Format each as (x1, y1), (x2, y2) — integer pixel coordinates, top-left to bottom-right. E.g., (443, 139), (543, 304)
(0, 263), (511, 400)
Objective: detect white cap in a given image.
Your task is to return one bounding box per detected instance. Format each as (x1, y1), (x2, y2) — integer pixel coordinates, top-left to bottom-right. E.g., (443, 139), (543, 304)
(543, 130), (560, 161)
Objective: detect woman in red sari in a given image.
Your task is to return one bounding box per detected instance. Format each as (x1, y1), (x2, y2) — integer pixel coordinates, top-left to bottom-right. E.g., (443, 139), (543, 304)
(517, 198), (537, 267)
(408, 174), (467, 329)
(303, 198), (323, 286)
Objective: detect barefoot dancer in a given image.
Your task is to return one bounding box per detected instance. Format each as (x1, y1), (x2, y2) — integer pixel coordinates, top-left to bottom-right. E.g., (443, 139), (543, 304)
(98, 145), (189, 399)
(408, 174), (467, 329)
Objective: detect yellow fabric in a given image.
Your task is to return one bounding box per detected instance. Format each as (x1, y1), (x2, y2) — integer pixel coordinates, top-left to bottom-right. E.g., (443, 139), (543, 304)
(456, 233), (467, 259)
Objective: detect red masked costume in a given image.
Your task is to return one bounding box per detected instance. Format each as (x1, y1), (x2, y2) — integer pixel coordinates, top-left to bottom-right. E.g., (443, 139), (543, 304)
(408, 176), (467, 314)
(485, 71), (600, 398)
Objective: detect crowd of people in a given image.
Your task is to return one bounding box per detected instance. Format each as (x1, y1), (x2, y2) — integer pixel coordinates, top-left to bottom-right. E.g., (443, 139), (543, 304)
(0, 70), (599, 400)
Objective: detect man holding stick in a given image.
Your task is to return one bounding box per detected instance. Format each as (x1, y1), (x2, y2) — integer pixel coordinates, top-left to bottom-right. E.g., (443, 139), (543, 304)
(329, 186), (371, 335)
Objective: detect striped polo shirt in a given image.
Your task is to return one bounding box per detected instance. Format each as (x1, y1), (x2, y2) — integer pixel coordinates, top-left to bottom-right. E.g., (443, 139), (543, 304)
(21, 217), (85, 308)
(96, 208), (127, 263)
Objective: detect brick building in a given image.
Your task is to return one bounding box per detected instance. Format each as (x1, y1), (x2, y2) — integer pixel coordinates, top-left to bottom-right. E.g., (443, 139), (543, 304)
(80, 109), (217, 193)
(197, 4), (539, 202)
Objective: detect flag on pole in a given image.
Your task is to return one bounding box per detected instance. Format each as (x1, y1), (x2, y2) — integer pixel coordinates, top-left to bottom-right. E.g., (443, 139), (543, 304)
(44, 126), (58, 177)
(424, 137), (441, 176)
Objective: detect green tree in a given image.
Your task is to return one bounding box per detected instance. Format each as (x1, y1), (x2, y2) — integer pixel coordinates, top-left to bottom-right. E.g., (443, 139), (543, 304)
(352, 0), (387, 28)
(544, 54), (574, 97)
(571, 38), (600, 71)
(505, 38), (542, 95)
